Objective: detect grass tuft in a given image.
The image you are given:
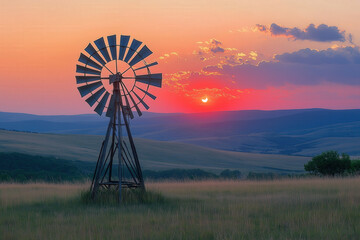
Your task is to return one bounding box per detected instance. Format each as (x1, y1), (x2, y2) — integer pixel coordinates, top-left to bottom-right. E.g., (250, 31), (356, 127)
(80, 188), (167, 206)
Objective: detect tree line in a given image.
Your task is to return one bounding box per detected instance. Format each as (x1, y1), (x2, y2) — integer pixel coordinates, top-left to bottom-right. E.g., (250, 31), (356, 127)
(1, 151), (358, 183)
(0, 152), (242, 182)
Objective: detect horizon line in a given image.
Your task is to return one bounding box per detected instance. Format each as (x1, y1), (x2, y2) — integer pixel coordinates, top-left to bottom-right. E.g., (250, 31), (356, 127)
(1, 107), (360, 116)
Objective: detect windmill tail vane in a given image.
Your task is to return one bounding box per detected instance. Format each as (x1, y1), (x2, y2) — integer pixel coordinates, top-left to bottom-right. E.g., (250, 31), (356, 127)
(75, 34), (162, 201)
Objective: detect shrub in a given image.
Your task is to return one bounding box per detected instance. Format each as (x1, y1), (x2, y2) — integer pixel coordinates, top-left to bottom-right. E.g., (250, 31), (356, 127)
(304, 151), (351, 176)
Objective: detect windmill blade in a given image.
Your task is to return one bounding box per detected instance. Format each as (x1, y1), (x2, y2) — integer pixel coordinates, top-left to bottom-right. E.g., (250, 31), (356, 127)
(121, 83), (142, 117)
(128, 45), (153, 67)
(127, 93), (142, 117)
(135, 73), (162, 87)
(85, 87), (106, 106)
(94, 37), (112, 63)
(107, 35), (117, 60)
(133, 91), (150, 110)
(94, 92), (110, 115)
(76, 76), (101, 84)
(136, 86), (157, 100)
(124, 39), (142, 63)
(76, 65), (101, 75)
(77, 81), (103, 97)
(122, 90), (134, 119)
(85, 43), (106, 66)
(78, 53), (103, 70)
(105, 94), (116, 117)
(119, 35), (130, 61)
(134, 62), (158, 71)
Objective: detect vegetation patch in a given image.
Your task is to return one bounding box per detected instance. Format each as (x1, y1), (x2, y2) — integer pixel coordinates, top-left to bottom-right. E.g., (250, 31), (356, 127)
(1, 178), (360, 239)
(304, 151), (360, 176)
(0, 152), (244, 182)
(0, 152), (92, 182)
(80, 188), (168, 206)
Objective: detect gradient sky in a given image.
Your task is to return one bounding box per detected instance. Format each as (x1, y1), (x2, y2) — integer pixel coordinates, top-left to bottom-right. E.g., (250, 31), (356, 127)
(0, 0), (359, 114)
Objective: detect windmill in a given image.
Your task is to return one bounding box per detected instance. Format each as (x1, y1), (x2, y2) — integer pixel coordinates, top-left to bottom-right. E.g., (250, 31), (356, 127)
(75, 35), (162, 200)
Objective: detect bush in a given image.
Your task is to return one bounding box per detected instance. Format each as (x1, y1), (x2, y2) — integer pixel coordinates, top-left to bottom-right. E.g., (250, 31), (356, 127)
(304, 151), (351, 176)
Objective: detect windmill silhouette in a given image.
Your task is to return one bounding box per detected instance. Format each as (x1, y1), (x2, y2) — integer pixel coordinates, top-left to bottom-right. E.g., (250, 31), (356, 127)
(75, 35), (162, 200)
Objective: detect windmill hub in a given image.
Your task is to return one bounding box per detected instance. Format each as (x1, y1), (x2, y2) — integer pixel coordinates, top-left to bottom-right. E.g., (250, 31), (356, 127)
(109, 73), (123, 84)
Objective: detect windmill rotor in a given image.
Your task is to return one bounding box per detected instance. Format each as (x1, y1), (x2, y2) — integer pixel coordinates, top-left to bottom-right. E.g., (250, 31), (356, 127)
(76, 35), (162, 118)
(75, 35), (162, 200)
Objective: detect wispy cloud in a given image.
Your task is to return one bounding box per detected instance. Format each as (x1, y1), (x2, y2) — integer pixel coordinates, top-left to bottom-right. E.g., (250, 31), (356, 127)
(159, 52), (179, 60)
(274, 46), (360, 65)
(256, 23), (349, 42)
(203, 46), (360, 88)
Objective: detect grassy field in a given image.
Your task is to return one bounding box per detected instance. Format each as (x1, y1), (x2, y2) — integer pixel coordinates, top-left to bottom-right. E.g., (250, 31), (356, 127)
(1, 178), (360, 239)
(0, 130), (309, 173)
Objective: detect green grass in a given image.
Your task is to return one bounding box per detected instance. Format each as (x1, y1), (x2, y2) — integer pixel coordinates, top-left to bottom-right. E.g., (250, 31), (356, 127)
(0, 129), (309, 173)
(1, 177), (360, 239)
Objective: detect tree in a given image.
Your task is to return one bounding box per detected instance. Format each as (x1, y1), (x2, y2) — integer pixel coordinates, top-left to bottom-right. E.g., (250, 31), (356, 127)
(350, 160), (360, 174)
(304, 151), (351, 176)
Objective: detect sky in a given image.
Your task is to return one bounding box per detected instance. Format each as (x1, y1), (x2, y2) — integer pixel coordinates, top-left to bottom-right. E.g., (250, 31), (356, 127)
(0, 0), (359, 115)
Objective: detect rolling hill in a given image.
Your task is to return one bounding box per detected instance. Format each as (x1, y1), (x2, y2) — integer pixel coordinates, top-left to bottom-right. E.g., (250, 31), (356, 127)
(1, 109), (359, 156)
(0, 130), (309, 173)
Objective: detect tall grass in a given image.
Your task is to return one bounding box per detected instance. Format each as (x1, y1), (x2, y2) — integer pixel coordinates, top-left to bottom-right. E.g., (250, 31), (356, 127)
(0, 182), (86, 207)
(1, 177), (360, 239)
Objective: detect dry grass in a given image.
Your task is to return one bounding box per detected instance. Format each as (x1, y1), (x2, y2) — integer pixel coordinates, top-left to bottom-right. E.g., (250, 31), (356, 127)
(0, 182), (87, 207)
(1, 177), (360, 239)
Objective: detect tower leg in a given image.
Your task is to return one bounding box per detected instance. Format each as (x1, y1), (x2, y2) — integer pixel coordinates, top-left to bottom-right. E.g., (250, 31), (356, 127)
(117, 96), (123, 202)
(90, 85), (145, 200)
(120, 103), (145, 189)
(90, 116), (113, 198)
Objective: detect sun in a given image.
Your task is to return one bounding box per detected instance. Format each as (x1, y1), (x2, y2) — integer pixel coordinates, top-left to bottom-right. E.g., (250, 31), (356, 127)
(201, 97), (208, 103)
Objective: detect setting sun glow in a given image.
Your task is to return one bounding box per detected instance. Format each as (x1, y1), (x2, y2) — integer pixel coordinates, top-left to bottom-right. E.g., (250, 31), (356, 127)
(201, 97), (208, 103)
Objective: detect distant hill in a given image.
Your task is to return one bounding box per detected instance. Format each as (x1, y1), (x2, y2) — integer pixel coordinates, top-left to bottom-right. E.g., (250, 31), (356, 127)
(1, 109), (360, 156)
(0, 130), (309, 173)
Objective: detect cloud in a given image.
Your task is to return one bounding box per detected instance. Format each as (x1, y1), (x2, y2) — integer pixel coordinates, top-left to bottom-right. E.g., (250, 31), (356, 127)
(211, 46), (225, 53)
(256, 23), (347, 42)
(203, 46), (360, 88)
(219, 52), (246, 66)
(184, 87), (241, 99)
(249, 51), (258, 60)
(255, 24), (267, 32)
(159, 52), (179, 60)
(195, 38), (225, 55)
(209, 39), (225, 53)
(275, 46), (360, 65)
(163, 70), (241, 100)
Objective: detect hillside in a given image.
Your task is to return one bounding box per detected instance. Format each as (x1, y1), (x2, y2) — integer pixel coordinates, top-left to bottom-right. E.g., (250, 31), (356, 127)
(0, 130), (309, 173)
(1, 109), (360, 156)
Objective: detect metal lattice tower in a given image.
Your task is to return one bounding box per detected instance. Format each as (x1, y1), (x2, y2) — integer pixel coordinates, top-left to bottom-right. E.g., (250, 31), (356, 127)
(75, 35), (162, 200)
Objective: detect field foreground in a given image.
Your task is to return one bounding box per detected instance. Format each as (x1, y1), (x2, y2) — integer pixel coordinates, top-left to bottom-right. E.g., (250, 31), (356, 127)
(1, 178), (360, 239)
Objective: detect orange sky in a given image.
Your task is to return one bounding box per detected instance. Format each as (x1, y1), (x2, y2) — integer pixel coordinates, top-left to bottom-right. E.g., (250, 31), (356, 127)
(0, 0), (359, 114)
